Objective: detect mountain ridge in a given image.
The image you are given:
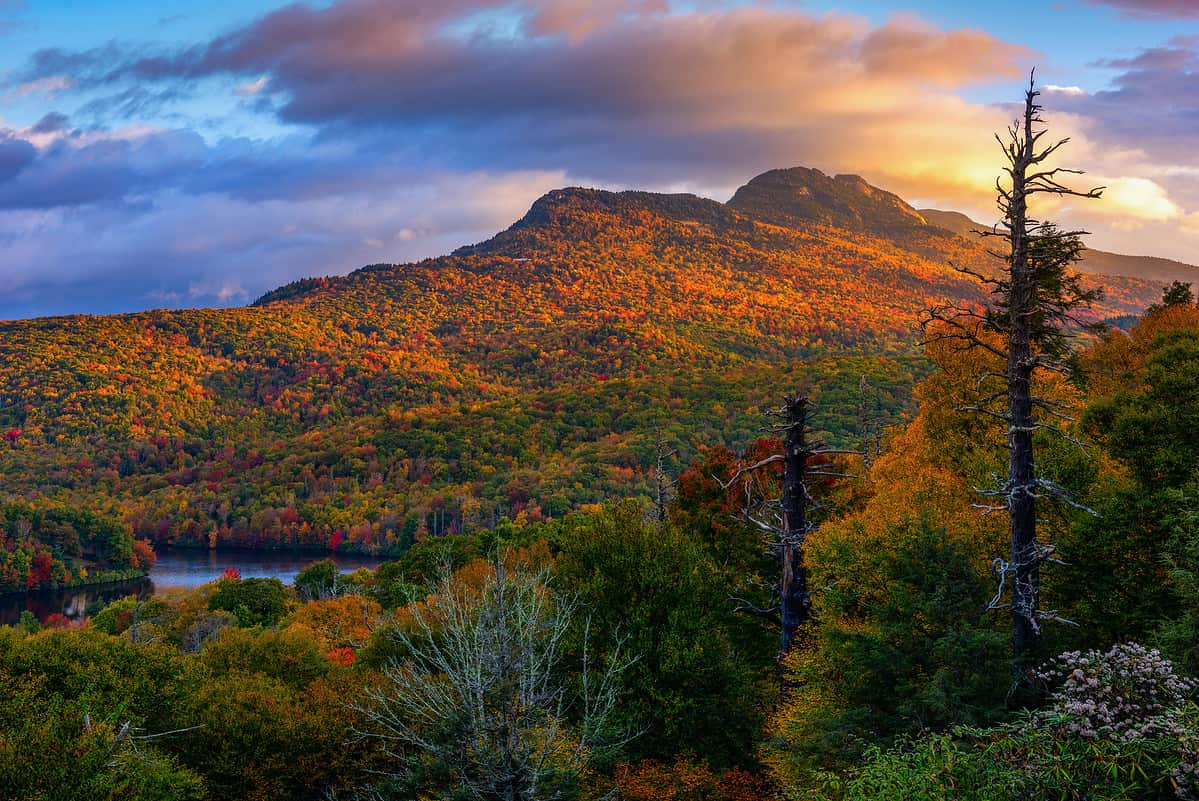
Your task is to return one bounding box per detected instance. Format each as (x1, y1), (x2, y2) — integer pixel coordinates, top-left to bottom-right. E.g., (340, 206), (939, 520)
(258, 167), (1193, 308)
(0, 165), (1175, 556)
(918, 207), (1199, 285)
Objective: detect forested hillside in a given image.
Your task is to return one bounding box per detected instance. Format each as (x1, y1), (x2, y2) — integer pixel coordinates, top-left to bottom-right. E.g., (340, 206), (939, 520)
(8, 285), (1199, 801)
(920, 206), (1199, 285)
(0, 168), (1173, 558)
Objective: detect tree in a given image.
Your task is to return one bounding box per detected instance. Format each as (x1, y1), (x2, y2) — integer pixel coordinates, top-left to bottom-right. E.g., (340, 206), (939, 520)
(726, 394), (856, 664)
(356, 553), (627, 801)
(769, 519), (1009, 784)
(925, 74), (1103, 658)
(294, 559), (350, 601)
(1160, 280), (1194, 308)
(208, 577), (290, 628)
(649, 429), (678, 523)
(553, 503), (769, 768)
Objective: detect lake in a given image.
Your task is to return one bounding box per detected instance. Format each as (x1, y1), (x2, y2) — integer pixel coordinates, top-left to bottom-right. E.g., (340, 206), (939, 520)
(0, 549), (384, 625)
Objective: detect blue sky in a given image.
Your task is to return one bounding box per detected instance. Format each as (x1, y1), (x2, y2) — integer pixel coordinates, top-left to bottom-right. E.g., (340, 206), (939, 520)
(0, 0), (1197, 318)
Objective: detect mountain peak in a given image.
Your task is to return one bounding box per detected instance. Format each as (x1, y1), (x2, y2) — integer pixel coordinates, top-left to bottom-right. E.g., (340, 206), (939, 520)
(727, 166), (927, 235)
(455, 185), (743, 256)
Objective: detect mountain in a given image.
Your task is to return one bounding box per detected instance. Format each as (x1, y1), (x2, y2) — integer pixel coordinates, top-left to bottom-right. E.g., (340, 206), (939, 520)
(915, 208), (981, 238)
(919, 207), (1199, 285)
(0, 168), (1170, 556)
(728, 167), (928, 234)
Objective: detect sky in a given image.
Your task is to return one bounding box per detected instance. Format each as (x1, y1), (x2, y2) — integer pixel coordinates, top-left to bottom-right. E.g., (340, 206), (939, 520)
(0, 0), (1197, 319)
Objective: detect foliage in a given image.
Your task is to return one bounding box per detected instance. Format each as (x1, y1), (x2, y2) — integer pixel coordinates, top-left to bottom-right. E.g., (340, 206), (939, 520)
(1157, 502), (1199, 675)
(829, 644), (1199, 801)
(208, 576), (290, 627)
(0, 703), (206, 801)
(553, 502), (773, 769)
(357, 554), (626, 801)
(178, 669), (376, 801)
(0, 178), (1155, 557)
(90, 594), (173, 638)
(828, 727), (1191, 801)
(0, 501), (149, 592)
(1160, 281), (1195, 309)
(1075, 308), (1199, 658)
(615, 758), (775, 801)
(772, 520), (1010, 783)
(293, 558), (355, 601)
(198, 627), (331, 689)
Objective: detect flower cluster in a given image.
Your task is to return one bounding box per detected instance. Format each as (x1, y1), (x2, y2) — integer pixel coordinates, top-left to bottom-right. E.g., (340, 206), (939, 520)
(1030, 643), (1196, 741)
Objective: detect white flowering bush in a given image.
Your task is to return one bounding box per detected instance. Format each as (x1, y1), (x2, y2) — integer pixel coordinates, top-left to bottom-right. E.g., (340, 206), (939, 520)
(1027, 643), (1199, 799)
(1030, 643), (1196, 740)
(827, 645), (1199, 801)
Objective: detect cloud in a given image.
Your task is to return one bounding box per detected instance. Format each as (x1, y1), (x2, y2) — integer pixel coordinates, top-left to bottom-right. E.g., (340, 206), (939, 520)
(1098, 176), (1183, 220)
(1046, 37), (1199, 217)
(0, 134), (35, 182)
(13, 2), (1035, 204)
(0, 165), (567, 320)
(5, 75), (73, 99)
(1086, 0), (1199, 18)
(234, 76), (269, 96)
(3, 0), (1195, 316)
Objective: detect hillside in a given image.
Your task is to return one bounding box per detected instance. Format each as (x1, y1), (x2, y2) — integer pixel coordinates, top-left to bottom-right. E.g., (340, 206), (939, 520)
(0, 168), (1170, 555)
(920, 207), (1199, 284)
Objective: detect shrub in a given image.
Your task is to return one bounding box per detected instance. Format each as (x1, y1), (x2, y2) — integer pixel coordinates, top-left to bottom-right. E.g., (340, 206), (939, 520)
(1029, 643), (1196, 740)
(208, 577), (290, 627)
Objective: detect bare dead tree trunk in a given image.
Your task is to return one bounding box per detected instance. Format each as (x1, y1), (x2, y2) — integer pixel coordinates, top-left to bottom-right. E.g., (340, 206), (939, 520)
(779, 394), (813, 656)
(924, 74), (1103, 660)
(856, 376), (882, 471)
(652, 429), (678, 523)
(1007, 96), (1040, 656)
(726, 393), (860, 674)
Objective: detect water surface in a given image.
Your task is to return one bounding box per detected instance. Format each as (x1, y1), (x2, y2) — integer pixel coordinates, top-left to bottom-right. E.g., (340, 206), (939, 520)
(1, 549), (384, 625)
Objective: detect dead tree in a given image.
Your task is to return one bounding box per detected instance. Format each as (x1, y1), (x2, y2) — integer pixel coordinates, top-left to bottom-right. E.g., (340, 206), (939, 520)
(924, 73), (1103, 658)
(725, 393), (857, 662)
(856, 376), (884, 471)
(650, 429), (678, 523)
(356, 555), (629, 801)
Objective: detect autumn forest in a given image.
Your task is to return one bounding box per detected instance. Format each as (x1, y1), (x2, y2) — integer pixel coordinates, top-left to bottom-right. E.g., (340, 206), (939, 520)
(5, 76), (1199, 801)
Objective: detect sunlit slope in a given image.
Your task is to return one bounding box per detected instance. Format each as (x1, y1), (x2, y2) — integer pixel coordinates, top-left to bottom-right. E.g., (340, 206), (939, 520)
(0, 171), (1165, 553)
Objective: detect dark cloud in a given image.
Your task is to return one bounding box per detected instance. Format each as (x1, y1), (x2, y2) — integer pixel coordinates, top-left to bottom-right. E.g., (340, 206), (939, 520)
(0, 135), (35, 181)
(1052, 37), (1199, 178)
(0, 128), (206, 210)
(1087, 0), (1199, 17)
(0, 166), (568, 320)
(1087, 40), (1199, 140)
(30, 111), (68, 134)
(14, 0), (1030, 188)
(1, 1), (1037, 206)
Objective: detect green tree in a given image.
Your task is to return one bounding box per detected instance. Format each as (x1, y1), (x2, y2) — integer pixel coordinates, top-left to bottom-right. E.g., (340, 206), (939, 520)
(775, 520), (1009, 780)
(1160, 280), (1194, 308)
(209, 577), (290, 627)
(294, 559), (350, 601)
(554, 502), (772, 768)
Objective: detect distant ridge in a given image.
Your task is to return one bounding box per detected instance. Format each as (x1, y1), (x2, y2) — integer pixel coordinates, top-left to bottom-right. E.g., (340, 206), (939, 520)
(919, 207), (1199, 285)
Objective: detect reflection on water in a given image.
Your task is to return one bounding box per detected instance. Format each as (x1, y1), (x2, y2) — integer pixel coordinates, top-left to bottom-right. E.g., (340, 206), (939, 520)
(0, 577), (152, 627)
(1, 549), (384, 624)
